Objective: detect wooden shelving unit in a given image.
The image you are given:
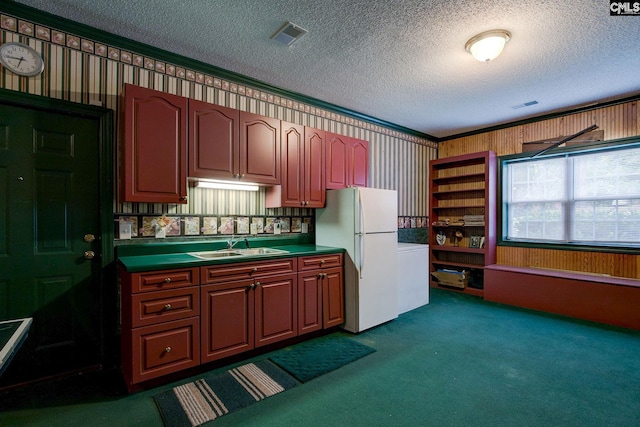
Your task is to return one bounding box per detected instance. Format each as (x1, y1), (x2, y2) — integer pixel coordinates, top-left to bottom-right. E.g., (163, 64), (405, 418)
(429, 151), (496, 297)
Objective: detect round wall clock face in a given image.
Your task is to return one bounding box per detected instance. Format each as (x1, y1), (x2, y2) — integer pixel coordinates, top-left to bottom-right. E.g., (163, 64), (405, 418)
(0, 42), (44, 77)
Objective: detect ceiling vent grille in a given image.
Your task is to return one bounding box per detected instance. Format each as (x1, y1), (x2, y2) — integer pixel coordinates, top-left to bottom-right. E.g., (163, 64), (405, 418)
(271, 22), (308, 46)
(512, 100), (539, 109)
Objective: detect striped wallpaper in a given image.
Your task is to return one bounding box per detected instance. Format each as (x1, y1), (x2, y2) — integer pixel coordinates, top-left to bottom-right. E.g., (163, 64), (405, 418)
(0, 11), (437, 230)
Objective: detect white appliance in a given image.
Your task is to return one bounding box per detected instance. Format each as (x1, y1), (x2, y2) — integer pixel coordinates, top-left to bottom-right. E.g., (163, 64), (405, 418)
(397, 243), (429, 314)
(316, 187), (398, 333)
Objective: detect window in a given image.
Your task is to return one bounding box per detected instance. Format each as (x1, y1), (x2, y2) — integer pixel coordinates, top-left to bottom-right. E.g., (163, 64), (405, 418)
(502, 142), (640, 248)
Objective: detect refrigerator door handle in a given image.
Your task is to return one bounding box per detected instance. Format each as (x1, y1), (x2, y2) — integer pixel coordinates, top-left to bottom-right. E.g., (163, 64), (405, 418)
(359, 233), (365, 279)
(357, 189), (365, 279)
(358, 189), (365, 234)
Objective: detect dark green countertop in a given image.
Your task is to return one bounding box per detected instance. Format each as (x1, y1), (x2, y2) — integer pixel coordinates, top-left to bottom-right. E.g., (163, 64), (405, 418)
(117, 242), (345, 273)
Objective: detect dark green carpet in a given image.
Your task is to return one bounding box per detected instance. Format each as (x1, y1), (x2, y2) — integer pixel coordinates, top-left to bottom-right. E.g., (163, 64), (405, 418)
(1, 289), (640, 426)
(269, 335), (375, 382)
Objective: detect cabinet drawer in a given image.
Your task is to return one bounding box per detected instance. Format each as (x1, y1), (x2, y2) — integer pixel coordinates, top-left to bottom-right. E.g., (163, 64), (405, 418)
(298, 253), (343, 271)
(130, 317), (200, 384)
(129, 267), (199, 293)
(131, 286), (199, 328)
(201, 258), (296, 284)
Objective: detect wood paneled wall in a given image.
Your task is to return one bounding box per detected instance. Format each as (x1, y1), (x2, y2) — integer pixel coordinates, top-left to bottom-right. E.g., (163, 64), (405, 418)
(439, 100), (640, 279)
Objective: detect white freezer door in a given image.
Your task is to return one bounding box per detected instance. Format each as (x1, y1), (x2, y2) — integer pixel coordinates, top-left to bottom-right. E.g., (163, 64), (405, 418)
(348, 231), (398, 332)
(356, 188), (398, 234)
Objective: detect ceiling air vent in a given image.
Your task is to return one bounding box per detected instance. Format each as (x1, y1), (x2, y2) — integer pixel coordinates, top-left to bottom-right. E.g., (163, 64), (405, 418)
(512, 100), (539, 109)
(271, 22), (308, 46)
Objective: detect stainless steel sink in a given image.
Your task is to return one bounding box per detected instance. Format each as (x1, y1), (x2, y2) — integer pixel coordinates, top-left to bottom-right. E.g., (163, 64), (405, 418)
(188, 247), (289, 260)
(235, 248), (289, 255)
(188, 250), (243, 259)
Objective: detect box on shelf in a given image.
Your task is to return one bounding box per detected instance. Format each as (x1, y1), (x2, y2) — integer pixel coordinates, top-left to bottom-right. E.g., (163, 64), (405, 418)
(431, 269), (469, 289)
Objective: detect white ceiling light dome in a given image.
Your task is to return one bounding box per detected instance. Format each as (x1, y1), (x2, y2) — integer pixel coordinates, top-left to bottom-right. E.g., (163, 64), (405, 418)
(465, 30), (511, 62)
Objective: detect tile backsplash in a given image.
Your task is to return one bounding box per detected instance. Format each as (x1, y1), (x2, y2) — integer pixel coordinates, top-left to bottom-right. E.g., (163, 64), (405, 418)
(114, 213), (314, 243)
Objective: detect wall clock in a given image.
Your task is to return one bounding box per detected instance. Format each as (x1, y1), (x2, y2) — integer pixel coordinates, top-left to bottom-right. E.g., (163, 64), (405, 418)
(0, 42), (44, 77)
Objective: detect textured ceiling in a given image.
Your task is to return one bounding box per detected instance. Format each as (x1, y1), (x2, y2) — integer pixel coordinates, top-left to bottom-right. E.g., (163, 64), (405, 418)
(12, 0), (640, 139)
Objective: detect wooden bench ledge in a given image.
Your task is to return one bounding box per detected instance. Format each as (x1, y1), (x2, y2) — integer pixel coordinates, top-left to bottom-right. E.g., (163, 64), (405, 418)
(485, 264), (640, 288)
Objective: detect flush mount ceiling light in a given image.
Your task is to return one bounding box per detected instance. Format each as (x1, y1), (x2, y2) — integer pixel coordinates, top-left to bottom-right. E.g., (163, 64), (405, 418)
(465, 29), (511, 62)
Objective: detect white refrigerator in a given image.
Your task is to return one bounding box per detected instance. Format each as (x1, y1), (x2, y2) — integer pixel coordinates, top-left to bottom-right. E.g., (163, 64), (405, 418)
(316, 187), (398, 333)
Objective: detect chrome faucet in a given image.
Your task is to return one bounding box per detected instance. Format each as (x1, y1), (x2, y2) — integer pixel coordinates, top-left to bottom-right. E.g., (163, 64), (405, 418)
(227, 235), (250, 250)
(227, 235), (241, 250)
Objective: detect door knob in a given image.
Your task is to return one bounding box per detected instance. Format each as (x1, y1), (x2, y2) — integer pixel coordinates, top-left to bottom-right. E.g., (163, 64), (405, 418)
(83, 250), (95, 259)
(83, 233), (96, 243)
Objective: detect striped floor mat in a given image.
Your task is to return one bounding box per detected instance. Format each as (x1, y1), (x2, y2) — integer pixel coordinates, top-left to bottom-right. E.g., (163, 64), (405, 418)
(153, 359), (298, 427)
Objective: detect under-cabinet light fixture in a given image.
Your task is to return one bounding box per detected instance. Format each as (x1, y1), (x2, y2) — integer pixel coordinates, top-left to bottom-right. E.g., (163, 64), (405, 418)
(465, 29), (511, 62)
(194, 179), (260, 191)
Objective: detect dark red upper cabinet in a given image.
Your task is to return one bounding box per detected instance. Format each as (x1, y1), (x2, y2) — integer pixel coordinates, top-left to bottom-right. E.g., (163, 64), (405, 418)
(304, 127), (326, 207)
(325, 132), (368, 189)
(239, 112), (280, 185)
(266, 123), (325, 208)
(349, 137), (369, 188)
(188, 100), (239, 180)
(122, 84), (188, 203)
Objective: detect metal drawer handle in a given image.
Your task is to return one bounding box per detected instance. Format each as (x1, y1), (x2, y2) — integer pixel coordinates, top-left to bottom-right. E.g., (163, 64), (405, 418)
(165, 346), (172, 353)
(164, 304), (172, 310)
(164, 277), (171, 283)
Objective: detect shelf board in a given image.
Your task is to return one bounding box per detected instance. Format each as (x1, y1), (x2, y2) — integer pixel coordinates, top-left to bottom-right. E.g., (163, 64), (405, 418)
(430, 281), (484, 297)
(431, 224), (485, 228)
(431, 260), (485, 270)
(431, 204), (485, 210)
(432, 172), (485, 184)
(432, 188), (485, 197)
(431, 245), (485, 254)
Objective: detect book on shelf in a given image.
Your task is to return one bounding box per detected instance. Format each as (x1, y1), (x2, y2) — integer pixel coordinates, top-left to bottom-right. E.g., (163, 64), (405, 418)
(463, 214), (485, 226)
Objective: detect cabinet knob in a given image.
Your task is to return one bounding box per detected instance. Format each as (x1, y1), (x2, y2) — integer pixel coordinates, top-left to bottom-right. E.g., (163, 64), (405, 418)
(252, 267), (258, 273)
(320, 259), (325, 265)
(165, 346), (172, 353)
(255, 281), (261, 287)
(164, 277), (172, 283)
(164, 303), (172, 310)
(179, 196), (187, 201)
(249, 283), (256, 290)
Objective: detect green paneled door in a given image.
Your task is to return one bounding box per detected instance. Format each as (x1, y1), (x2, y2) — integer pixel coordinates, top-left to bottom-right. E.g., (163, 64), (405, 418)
(0, 103), (101, 381)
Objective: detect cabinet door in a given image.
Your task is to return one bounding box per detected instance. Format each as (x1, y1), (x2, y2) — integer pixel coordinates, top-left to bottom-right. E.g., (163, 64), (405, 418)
(239, 112), (280, 184)
(254, 273), (298, 347)
(323, 267), (345, 328)
(349, 138), (369, 188)
(325, 132), (349, 189)
(304, 127), (326, 207)
(188, 99), (239, 180)
(279, 121), (305, 207)
(122, 84), (188, 203)
(297, 271), (323, 335)
(201, 280), (254, 363)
